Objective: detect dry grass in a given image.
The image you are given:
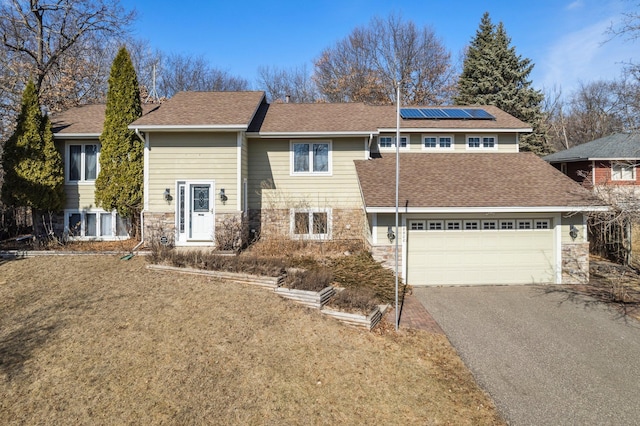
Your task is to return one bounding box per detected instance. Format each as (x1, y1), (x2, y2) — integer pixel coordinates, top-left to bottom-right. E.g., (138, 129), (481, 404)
(0, 255), (503, 425)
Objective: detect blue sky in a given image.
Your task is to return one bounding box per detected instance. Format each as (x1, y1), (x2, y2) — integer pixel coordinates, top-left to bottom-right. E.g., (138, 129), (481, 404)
(121, 0), (637, 96)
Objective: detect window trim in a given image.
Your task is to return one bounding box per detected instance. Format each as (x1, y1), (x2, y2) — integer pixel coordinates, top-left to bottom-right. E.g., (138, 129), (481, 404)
(64, 209), (129, 240)
(466, 134), (498, 151)
(421, 134), (455, 151)
(290, 208), (332, 240)
(611, 161), (636, 181)
(409, 220), (426, 231)
(65, 141), (100, 184)
(290, 140), (332, 176)
(378, 134), (410, 151)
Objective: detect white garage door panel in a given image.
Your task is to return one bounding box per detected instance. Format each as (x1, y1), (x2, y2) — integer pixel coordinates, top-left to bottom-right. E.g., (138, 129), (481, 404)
(407, 229), (555, 285)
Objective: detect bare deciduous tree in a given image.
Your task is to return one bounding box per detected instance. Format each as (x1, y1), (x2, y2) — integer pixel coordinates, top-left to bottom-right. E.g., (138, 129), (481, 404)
(314, 14), (456, 105)
(257, 65), (319, 103)
(157, 53), (249, 98)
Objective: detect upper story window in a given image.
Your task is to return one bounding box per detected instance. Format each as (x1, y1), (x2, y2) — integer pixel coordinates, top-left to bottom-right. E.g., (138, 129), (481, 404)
(466, 135), (497, 150)
(611, 162), (635, 181)
(291, 141), (331, 175)
(422, 134), (454, 150)
(379, 135), (408, 150)
(67, 142), (99, 182)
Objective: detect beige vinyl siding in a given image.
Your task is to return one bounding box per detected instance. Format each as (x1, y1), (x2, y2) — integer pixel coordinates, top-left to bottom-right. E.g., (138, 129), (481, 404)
(147, 132), (239, 213)
(561, 213), (586, 244)
(374, 213), (403, 245)
(247, 137), (365, 210)
(64, 184), (97, 210)
(241, 134), (249, 211)
(374, 133), (519, 153)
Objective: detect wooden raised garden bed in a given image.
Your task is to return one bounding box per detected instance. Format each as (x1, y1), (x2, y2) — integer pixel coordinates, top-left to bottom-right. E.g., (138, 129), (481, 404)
(274, 286), (335, 308)
(146, 264), (283, 289)
(321, 305), (389, 330)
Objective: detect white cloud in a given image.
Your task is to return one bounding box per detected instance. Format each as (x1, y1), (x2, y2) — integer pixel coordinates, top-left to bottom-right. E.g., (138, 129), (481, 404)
(566, 1), (584, 11)
(536, 17), (632, 94)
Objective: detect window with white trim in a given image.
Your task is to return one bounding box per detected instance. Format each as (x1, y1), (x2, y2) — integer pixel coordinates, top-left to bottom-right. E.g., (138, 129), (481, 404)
(482, 220), (497, 230)
(291, 141), (331, 174)
(410, 220), (425, 230)
(291, 209), (331, 239)
(422, 134), (454, 150)
(67, 142), (100, 182)
(611, 162), (635, 181)
(467, 134), (498, 150)
(517, 220), (532, 229)
(65, 210), (129, 239)
(464, 220), (479, 230)
(535, 220), (550, 229)
(500, 220), (515, 230)
(446, 220), (461, 230)
(379, 135), (408, 150)
(427, 220), (443, 230)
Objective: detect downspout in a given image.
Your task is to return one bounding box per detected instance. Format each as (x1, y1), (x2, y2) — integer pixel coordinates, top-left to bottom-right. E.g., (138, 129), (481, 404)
(133, 128), (146, 252)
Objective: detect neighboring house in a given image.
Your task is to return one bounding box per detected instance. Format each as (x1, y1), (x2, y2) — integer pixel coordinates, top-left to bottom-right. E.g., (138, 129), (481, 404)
(52, 91), (599, 285)
(543, 132), (640, 264)
(543, 133), (640, 190)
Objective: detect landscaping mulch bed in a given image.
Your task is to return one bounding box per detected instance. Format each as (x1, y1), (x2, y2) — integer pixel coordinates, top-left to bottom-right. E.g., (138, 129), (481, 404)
(0, 255), (503, 425)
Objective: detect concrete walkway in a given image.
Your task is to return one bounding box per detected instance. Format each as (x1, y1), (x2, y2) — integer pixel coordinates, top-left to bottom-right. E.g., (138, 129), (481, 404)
(413, 285), (640, 425)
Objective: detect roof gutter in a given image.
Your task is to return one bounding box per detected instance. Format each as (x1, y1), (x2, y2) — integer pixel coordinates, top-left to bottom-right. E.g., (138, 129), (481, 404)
(128, 124), (248, 132)
(364, 206), (609, 214)
(52, 133), (101, 139)
(377, 127), (533, 133)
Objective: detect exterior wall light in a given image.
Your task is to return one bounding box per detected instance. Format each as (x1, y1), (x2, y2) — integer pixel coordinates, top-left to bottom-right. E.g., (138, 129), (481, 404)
(387, 225), (396, 243)
(569, 224), (579, 241)
(163, 188), (172, 203)
(219, 188), (227, 204)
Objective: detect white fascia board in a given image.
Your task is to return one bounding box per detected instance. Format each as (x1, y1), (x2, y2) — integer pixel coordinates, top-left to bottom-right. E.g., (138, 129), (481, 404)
(365, 206), (608, 214)
(129, 124), (247, 131)
(53, 133), (100, 139)
(377, 127), (533, 133)
(589, 157), (640, 161)
(247, 131), (376, 138)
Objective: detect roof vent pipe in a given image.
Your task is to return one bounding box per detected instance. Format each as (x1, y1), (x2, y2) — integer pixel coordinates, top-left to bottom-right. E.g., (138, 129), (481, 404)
(285, 94), (290, 103)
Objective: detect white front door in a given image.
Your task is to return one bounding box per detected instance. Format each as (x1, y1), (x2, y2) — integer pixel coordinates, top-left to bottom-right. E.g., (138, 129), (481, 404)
(177, 181), (214, 243)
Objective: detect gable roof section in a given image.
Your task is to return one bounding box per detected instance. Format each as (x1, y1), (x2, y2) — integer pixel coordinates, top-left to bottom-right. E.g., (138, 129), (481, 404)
(355, 152), (599, 211)
(52, 104), (159, 137)
(250, 103), (531, 136)
(543, 133), (640, 163)
(129, 91), (266, 131)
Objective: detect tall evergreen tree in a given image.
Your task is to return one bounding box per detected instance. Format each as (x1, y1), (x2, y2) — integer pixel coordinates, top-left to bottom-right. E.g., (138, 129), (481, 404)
(1, 80), (64, 223)
(456, 13), (549, 155)
(95, 47), (142, 226)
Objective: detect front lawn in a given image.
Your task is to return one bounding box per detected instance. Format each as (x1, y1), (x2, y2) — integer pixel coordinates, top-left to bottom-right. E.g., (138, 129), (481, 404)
(0, 255), (503, 424)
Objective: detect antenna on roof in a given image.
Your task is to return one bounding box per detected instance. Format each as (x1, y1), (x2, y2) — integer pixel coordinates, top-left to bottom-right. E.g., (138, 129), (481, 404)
(145, 64), (160, 104)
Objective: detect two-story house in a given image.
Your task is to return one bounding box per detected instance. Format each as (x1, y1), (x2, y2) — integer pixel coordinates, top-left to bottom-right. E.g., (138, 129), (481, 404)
(52, 91), (598, 285)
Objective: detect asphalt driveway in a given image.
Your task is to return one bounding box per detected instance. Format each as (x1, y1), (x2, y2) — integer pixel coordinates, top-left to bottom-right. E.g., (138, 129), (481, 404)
(413, 285), (640, 426)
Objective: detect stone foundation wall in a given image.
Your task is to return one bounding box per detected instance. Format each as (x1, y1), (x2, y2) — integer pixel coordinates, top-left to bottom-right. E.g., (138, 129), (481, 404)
(144, 212), (176, 245)
(370, 244), (404, 279)
(248, 208), (366, 242)
(562, 242), (589, 284)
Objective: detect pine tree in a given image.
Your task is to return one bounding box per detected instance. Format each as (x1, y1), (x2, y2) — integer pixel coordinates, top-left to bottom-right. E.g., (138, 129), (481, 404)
(456, 13), (549, 155)
(95, 47), (143, 225)
(1, 81), (64, 220)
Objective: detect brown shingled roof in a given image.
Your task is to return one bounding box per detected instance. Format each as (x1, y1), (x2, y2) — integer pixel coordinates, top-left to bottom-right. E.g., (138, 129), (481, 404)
(52, 104), (158, 135)
(256, 103), (530, 134)
(354, 153), (597, 209)
(130, 91), (265, 128)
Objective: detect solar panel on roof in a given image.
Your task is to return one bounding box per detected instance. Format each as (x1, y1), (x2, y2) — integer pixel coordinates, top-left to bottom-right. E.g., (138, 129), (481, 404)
(465, 109), (495, 119)
(399, 108), (426, 119)
(441, 108), (472, 119)
(399, 107), (495, 120)
(420, 108), (449, 118)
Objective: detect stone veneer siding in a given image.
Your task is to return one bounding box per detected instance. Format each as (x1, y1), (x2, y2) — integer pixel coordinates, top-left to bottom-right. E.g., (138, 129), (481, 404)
(248, 208), (366, 242)
(143, 211), (246, 247)
(370, 244), (404, 279)
(562, 242), (590, 284)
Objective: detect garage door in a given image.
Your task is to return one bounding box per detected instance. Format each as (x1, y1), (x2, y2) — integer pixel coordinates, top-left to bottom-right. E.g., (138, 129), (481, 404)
(406, 218), (556, 285)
